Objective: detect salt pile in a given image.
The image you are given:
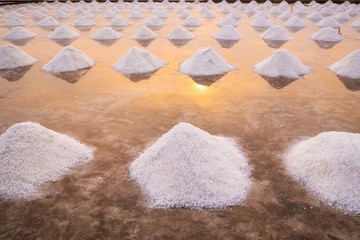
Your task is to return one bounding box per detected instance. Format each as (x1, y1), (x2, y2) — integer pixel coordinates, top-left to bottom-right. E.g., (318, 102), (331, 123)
(109, 16), (130, 27)
(182, 15), (202, 27)
(250, 16), (273, 27)
(37, 17), (60, 27)
(31, 11), (47, 20)
(72, 17), (96, 27)
(166, 26), (194, 40)
(216, 16), (239, 27)
(260, 25), (293, 41)
(90, 27), (122, 40)
(306, 12), (322, 22)
(328, 50), (360, 79)
(284, 16), (306, 28)
(2, 27), (36, 40)
(284, 132), (360, 214)
(112, 47), (166, 74)
(129, 122), (252, 209)
(253, 49), (310, 78)
(0, 122), (94, 200)
(0, 45), (37, 70)
(350, 19), (360, 28)
(203, 10), (216, 19)
(48, 25), (80, 40)
(43, 46), (95, 73)
(4, 17), (25, 27)
(309, 27), (343, 42)
(144, 16), (165, 27)
(132, 25), (157, 40)
(278, 12), (293, 20)
(316, 17), (341, 28)
(180, 48), (235, 76)
(130, 10), (143, 19)
(211, 25), (242, 41)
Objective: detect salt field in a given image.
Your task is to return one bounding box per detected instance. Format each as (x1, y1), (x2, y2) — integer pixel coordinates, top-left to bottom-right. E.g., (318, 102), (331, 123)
(0, 0), (360, 239)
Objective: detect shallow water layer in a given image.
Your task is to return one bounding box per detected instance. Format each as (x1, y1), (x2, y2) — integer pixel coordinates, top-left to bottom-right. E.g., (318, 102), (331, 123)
(0, 3), (360, 240)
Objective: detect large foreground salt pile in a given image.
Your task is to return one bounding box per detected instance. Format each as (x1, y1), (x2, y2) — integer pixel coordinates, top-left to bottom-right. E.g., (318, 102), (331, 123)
(253, 49), (310, 78)
(113, 47), (166, 74)
(180, 48), (235, 76)
(0, 44), (37, 70)
(284, 132), (360, 214)
(166, 25), (194, 40)
(90, 27), (122, 40)
(0, 122), (94, 200)
(2, 27), (36, 40)
(328, 50), (360, 79)
(129, 122), (252, 209)
(260, 25), (293, 41)
(309, 27), (343, 42)
(43, 46), (95, 73)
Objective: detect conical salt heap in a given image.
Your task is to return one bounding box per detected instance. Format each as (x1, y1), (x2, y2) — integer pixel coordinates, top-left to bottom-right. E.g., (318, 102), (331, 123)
(54, 10), (70, 19)
(284, 16), (306, 28)
(180, 48), (235, 76)
(203, 10), (216, 19)
(109, 15), (130, 27)
(316, 17), (341, 28)
(90, 27), (122, 40)
(4, 17), (25, 27)
(212, 25), (242, 41)
(144, 16), (165, 27)
(130, 10), (143, 19)
(43, 46), (95, 73)
(278, 11), (293, 20)
(253, 49), (310, 78)
(48, 25), (80, 40)
(72, 16), (96, 27)
(132, 25), (157, 40)
(284, 131), (360, 214)
(104, 10), (118, 19)
(129, 122), (252, 209)
(31, 11), (47, 20)
(260, 25), (293, 41)
(2, 27), (36, 40)
(216, 16), (239, 27)
(250, 16), (273, 27)
(328, 50), (360, 79)
(166, 25), (194, 40)
(112, 47), (166, 75)
(0, 122), (94, 200)
(37, 16), (60, 27)
(309, 27), (342, 42)
(182, 15), (202, 27)
(350, 19), (360, 28)
(0, 44), (37, 70)
(306, 12), (322, 22)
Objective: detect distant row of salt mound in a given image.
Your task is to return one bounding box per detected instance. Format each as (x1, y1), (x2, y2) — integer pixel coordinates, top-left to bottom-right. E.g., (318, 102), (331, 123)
(0, 44), (359, 80)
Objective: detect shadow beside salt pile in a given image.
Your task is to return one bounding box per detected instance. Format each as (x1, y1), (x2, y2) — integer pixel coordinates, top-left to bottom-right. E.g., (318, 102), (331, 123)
(125, 71), (157, 82)
(39, 26), (57, 32)
(261, 75), (298, 89)
(52, 38), (77, 47)
(93, 39), (118, 46)
(262, 39), (289, 49)
(252, 26), (269, 33)
(52, 69), (90, 84)
(215, 39), (239, 49)
(75, 26), (92, 32)
(0, 65), (33, 82)
(6, 37), (34, 46)
(189, 74), (227, 86)
(286, 26), (305, 33)
(168, 39), (192, 48)
(337, 76), (360, 91)
(134, 39), (154, 48)
(313, 40), (340, 49)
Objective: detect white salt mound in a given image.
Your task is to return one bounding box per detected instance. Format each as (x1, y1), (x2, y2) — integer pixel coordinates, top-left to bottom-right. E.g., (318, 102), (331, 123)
(0, 122), (94, 200)
(261, 25), (293, 41)
(48, 25), (80, 40)
(113, 47), (166, 74)
(328, 50), (360, 79)
(309, 27), (342, 42)
(182, 15), (202, 27)
(180, 48), (235, 76)
(250, 16), (273, 27)
(2, 27), (36, 40)
(144, 16), (165, 27)
(284, 132), (360, 214)
(43, 46), (95, 73)
(316, 17), (341, 28)
(4, 17), (25, 27)
(37, 17), (59, 27)
(72, 17), (95, 27)
(90, 27), (122, 40)
(109, 16), (130, 27)
(0, 44), (37, 70)
(129, 122), (252, 209)
(253, 49), (310, 78)
(166, 26), (194, 40)
(216, 16), (239, 27)
(132, 25), (157, 40)
(211, 25), (242, 41)
(284, 16), (306, 27)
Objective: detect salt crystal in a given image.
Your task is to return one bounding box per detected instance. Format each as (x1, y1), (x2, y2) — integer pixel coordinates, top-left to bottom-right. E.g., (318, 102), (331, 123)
(328, 50), (360, 79)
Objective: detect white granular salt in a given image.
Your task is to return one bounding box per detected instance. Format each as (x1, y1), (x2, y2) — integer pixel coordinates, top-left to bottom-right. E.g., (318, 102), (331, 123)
(328, 50), (360, 79)
(143, 16), (165, 27)
(166, 26), (194, 40)
(250, 16), (273, 27)
(112, 47), (166, 74)
(31, 11), (47, 20)
(131, 25), (157, 40)
(43, 46), (95, 73)
(253, 49), (310, 78)
(316, 17), (341, 28)
(72, 16), (96, 27)
(211, 25), (242, 41)
(130, 10), (143, 19)
(284, 16), (306, 28)
(351, 19), (360, 28)
(54, 10), (70, 19)
(0, 44), (37, 70)
(48, 25), (80, 40)
(180, 47), (235, 76)
(2, 27), (36, 40)
(203, 10), (216, 19)
(284, 132), (360, 214)
(278, 11), (293, 20)
(109, 15), (130, 27)
(309, 27), (343, 42)
(0, 122), (94, 200)
(37, 16), (60, 27)
(90, 27), (122, 40)
(4, 17), (25, 27)
(306, 12), (322, 22)
(129, 122), (252, 209)
(260, 25), (293, 41)
(182, 15), (203, 27)
(216, 16), (239, 27)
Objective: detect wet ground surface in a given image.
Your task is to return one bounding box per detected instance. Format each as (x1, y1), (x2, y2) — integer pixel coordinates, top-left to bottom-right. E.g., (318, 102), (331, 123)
(0, 3), (360, 240)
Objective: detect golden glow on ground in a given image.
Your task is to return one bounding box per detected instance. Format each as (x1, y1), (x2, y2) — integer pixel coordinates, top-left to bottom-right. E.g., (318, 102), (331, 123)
(194, 83), (207, 91)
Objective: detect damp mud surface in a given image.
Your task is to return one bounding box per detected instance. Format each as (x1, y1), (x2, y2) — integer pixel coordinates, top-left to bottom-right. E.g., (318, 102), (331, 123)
(0, 5), (360, 240)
